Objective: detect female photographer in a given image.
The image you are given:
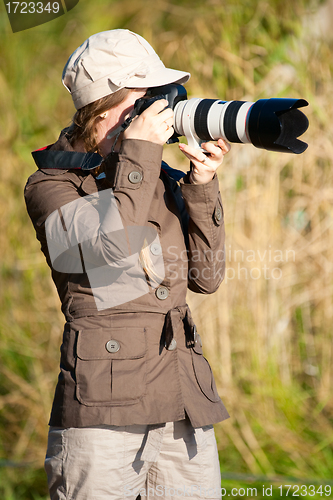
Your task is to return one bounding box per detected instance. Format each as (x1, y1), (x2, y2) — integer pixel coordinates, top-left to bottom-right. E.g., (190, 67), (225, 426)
(24, 29), (230, 500)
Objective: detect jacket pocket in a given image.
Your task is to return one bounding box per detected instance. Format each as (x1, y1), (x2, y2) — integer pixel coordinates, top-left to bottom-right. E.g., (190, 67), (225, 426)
(75, 327), (146, 406)
(191, 341), (221, 403)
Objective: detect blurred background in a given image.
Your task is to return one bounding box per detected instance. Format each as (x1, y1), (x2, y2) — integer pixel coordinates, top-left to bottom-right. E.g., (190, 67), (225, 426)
(0, 0), (332, 498)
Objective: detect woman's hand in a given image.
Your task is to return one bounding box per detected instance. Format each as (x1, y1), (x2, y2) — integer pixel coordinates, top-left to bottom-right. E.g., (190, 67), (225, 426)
(124, 99), (174, 145)
(179, 139), (231, 185)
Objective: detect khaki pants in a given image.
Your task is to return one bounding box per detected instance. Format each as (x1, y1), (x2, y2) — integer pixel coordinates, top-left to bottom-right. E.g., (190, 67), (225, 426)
(45, 418), (222, 499)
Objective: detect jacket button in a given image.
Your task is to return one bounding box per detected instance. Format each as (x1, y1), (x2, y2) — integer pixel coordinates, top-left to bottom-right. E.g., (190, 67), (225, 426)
(128, 171), (143, 184)
(155, 286), (169, 300)
(214, 206), (222, 223)
(105, 340), (120, 353)
(167, 338), (177, 351)
(150, 243), (162, 256)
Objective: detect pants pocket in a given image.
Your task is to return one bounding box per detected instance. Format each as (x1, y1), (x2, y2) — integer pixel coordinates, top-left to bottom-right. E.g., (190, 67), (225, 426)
(44, 428), (66, 500)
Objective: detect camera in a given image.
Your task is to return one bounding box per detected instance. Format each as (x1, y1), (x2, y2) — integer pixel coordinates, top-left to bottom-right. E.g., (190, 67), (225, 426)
(134, 84), (309, 154)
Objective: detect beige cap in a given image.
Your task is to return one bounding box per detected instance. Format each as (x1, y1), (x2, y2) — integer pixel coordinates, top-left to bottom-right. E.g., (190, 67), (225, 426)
(62, 29), (190, 109)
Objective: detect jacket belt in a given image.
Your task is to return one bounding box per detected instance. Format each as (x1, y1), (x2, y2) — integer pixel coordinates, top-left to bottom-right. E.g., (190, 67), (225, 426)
(163, 304), (196, 349)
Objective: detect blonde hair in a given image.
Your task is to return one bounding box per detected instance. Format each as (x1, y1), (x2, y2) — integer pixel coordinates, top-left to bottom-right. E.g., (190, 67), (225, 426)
(139, 238), (164, 285)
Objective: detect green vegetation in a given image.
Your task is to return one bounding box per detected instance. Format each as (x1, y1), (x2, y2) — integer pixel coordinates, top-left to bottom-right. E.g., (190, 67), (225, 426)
(0, 0), (332, 498)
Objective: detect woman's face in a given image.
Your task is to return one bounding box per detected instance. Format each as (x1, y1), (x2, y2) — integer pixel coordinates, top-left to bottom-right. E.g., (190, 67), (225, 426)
(96, 89), (147, 156)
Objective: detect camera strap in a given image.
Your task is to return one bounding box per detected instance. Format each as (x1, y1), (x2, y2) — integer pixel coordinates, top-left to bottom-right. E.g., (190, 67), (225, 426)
(106, 109), (139, 153)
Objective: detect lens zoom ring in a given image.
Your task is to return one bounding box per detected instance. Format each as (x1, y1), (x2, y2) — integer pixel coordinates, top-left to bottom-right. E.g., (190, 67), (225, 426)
(194, 99), (216, 141)
(224, 101), (245, 143)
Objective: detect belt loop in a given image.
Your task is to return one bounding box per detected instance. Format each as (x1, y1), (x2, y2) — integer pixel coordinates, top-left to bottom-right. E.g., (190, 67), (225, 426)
(140, 424), (166, 463)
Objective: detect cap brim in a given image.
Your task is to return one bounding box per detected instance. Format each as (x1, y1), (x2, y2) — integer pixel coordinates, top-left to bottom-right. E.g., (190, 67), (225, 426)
(124, 68), (190, 89)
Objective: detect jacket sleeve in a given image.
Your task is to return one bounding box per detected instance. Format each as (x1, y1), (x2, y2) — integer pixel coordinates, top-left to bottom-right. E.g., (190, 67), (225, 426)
(102, 139), (163, 226)
(24, 139), (163, 273)
(179, 174), (225, 294)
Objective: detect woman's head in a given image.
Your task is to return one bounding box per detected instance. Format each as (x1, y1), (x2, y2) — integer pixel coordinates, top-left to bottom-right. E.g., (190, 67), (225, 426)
(63, 29), (190, 155)
(62, 29), (190, 110)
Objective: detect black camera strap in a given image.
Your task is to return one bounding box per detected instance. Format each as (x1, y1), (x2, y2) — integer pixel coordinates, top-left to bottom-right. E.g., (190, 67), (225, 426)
(106, 109), (140, 154)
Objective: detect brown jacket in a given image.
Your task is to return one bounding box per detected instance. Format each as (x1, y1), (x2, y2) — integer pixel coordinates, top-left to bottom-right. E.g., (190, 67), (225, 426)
(24, 132), (229, 428)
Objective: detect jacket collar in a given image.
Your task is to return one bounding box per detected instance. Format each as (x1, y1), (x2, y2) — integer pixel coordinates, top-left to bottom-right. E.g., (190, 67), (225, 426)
(31, 128), (104, 171)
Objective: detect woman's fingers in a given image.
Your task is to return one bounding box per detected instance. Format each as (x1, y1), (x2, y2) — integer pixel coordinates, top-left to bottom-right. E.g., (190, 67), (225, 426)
(201, 139), (231, 157)
(179, 138), (231, 185)
(124, 100), (174, 144)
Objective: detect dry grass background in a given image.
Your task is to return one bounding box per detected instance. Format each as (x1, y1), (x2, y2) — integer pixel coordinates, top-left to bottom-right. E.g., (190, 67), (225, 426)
(0, 0), (332, 497)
